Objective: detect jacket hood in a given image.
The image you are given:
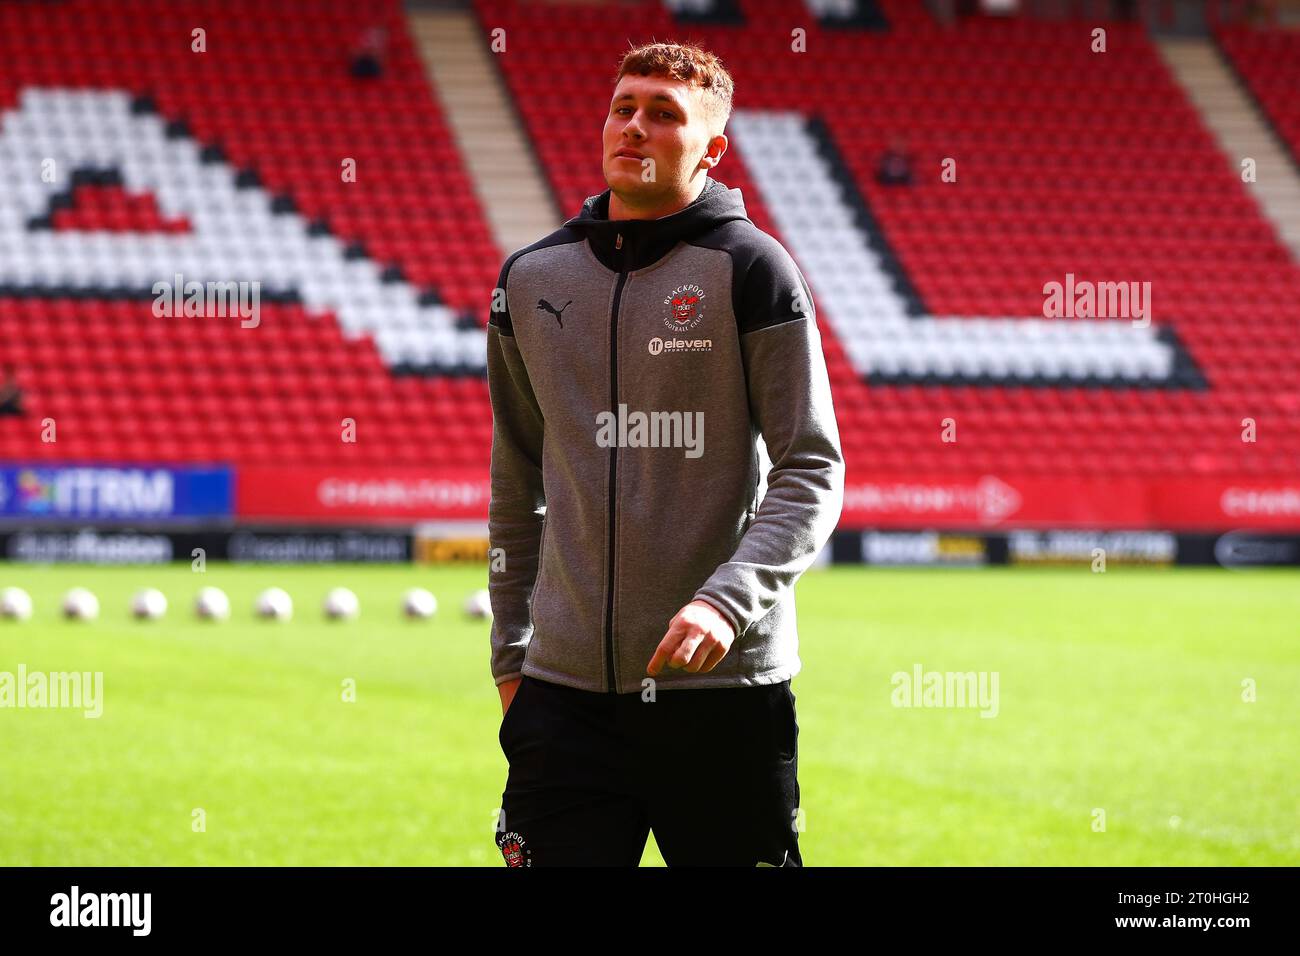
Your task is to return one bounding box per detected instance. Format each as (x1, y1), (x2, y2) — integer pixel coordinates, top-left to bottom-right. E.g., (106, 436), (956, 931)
(562, 176), (751, 271)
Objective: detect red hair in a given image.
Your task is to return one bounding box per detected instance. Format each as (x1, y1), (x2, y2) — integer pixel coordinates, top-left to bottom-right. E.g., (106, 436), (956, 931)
(614, 41), (734, 135)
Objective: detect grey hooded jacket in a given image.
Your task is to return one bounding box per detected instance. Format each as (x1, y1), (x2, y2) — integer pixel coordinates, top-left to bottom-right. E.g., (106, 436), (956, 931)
(486, 175), (844, 694)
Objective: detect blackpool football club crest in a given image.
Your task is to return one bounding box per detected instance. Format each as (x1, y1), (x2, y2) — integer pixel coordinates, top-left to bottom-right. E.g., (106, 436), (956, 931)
(664, 283), (705, 332)
(497, 830), (532, 867)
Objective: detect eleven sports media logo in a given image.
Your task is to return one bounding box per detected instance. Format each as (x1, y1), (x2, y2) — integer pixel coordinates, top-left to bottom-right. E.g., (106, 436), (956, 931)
(650, 282), (712, 355)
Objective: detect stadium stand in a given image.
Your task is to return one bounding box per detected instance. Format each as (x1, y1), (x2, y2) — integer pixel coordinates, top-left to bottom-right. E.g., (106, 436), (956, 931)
(1157, 36), (1300, 262)
(479, 0), (1300, 483)
(1216, 26), (1300, 168)
(0, 0), (494, 467)
(0, 0), (1297, 504)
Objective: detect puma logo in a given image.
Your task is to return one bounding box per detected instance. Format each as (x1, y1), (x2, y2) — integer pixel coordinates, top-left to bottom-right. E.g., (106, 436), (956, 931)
(536, 298), (572, 328)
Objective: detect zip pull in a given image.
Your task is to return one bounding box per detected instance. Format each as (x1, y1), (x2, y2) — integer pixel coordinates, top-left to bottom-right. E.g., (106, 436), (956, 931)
(615, 232), (623, 250)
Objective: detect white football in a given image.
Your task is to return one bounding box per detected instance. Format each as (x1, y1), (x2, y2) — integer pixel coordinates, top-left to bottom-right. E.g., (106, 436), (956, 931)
(62, 587), (100, 621)
(463, 588), (492, 620)
(323, 586), (359, 620)
(0, 586), (33, 621)
(255, 587), (293, 621)
(401, 587), (438, 620)
(194, 586), (230, 621)
(131, 587), (168, 620)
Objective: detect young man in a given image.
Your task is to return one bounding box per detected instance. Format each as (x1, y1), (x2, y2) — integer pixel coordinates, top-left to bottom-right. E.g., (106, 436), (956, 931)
(486, 41), (844, 867)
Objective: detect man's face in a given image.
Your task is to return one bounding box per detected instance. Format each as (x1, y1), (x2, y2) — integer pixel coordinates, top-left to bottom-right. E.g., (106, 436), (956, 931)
(603, 73), (718, 203)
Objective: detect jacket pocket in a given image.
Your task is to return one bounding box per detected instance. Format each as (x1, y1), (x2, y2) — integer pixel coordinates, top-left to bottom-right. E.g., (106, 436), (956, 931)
(772, 682), (798, 762)
(527, 513), (550, 632)
(498, 677), (529, 754)
(537, 512), (551, 587)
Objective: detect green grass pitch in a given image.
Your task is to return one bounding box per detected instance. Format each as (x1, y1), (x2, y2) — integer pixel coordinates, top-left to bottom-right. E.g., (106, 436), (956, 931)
(0, 563), (1296, 866)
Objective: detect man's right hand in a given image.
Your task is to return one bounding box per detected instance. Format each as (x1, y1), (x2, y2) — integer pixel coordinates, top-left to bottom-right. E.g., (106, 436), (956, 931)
(498, 677), (522, 717)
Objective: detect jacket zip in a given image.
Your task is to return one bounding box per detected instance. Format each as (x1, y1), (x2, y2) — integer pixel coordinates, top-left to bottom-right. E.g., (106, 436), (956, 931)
(604, 230), (629, 693)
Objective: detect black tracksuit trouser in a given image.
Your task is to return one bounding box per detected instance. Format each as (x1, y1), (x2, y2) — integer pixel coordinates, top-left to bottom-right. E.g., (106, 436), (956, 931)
(495, 673), (802, 867)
